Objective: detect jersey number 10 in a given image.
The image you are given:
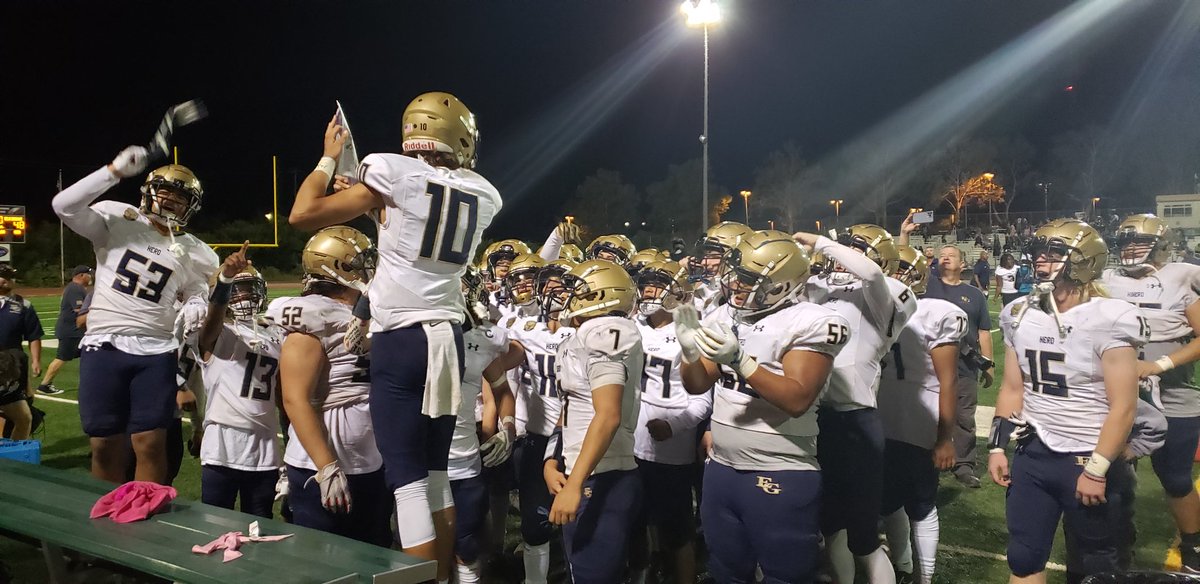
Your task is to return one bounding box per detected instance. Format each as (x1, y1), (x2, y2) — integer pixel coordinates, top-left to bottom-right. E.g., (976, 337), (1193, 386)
(420, 182), (479, 266)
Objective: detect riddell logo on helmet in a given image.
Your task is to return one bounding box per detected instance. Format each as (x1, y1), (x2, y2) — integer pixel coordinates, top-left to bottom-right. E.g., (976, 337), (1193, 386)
(403, 139), (439, 151)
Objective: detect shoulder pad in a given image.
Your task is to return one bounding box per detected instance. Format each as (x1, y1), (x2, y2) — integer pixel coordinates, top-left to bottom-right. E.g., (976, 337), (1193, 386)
(266, 296), (345, 336)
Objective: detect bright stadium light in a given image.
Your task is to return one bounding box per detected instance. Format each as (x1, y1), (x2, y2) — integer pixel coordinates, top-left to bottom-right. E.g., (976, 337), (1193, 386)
(681, 0), (722, 231)
(680, 0), (721, 28)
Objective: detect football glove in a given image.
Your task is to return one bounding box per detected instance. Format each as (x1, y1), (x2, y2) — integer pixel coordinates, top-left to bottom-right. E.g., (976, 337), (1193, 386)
(305, 461), (351, 513)
(556, 221), (581, 245)
(480, 418), (516, 467)
(274, 467), (289, 502)
(697, 323), (758, 379)
(343, 317), (371, 356)
(670, 304), (705, 363)
(110, 145), (149, 179)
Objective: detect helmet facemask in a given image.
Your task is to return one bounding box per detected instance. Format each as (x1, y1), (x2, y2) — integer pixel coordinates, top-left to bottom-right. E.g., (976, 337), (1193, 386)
(636, 270), (685, 316)
(718, 248), (794, 318)
(894, 259), (926, 294)
(1024, 236), (1077, 286)
(505, 267), (540, 307)
(461, 269), (489, 326)
(228, 277), (266, 322)
(1114, 230), (1161, 269)
(537, 267), (571, 321)
(687, 242), (726, 282)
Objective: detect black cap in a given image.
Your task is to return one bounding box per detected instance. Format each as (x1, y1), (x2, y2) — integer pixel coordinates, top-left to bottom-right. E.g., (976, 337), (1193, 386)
(72, 265), (93, 276)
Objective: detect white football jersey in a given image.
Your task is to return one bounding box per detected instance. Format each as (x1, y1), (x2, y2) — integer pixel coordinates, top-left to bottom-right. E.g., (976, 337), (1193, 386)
(510, 317), (574, 437)
(448, 324), (510, 481)
(1102, 263), (1200, 415)
(555, 316), (644, 476)
(268, 295), (381, 474)
(634, 319), (714, 465)
(806, 275), (917, 410)
(198, 320), (285, 471)
(703, 302), (851, 471)
(1000, 297), (1149, 453)
(83, 201), (218, 346)
(878, 298), (968, 449)
(359, 153), (502, 331)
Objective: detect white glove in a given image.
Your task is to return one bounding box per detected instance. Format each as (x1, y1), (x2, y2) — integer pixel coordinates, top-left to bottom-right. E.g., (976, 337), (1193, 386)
(343, 317), (371, 355)
(697, 323), (758, 378)
(110, 145), (149, 179)
(178, 299), (207, 338)
(1008, 415), (1031, 443)
(480, 418), (516, 467)
(304, 461), (352, 513)
(274, 467), (289, 501)
(670, 304), (705, 363)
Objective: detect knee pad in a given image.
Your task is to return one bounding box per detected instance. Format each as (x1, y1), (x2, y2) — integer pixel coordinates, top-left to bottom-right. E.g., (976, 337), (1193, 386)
(427, 471), (454, 512)
(393, 479), (435, 548)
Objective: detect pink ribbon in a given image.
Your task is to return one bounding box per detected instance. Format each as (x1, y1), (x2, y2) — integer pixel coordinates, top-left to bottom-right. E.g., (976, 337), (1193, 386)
(191, 531), (293, 563)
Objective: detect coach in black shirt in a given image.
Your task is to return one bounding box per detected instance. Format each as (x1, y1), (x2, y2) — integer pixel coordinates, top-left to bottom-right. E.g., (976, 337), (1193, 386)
(37, 265), (92, 395)
(0, 264), (44, 439)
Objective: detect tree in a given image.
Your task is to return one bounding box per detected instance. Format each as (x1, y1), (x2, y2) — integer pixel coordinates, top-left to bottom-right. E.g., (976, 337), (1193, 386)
(644, 158), (725, 246)
(560, 169), (640, 238)
(993, 135), (1036, 223)
(750, 142), (828, 233)
(927, 139), (998, 226)
(943, 172), (1005, 227)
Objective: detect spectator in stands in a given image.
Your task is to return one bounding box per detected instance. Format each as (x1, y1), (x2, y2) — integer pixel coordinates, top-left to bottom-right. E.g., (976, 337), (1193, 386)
(0, 265), (43, 441)
(972, 251), (991, 292)
(1185, 246), (1200, 267)
(37, 265), (92, 395)
(924, 246), (939, 278)
(1015, 256), (1035, 295)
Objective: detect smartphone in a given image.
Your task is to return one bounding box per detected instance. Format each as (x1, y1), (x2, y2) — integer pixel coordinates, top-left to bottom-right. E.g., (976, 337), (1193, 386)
(912, 211), (935, 225)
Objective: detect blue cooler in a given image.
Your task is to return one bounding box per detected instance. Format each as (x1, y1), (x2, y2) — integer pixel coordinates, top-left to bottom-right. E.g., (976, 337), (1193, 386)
(0, 439), (41, 464)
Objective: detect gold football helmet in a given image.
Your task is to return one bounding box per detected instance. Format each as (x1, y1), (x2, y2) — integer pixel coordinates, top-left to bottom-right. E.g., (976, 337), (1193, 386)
(229, 265), (268, 321)
(141, 164), (203, 226)
(894, 245), (930, 296)
(1114, 213), (1175, 267)
(636, 260), (693, 316)
(558, 243), (585, 264)
(302, 226), (377, 292)
(537, 258), (578, 319)
(834, 224), (901, 277)
(1024, 219), (1108, 285)
(719, 230), (811, 316)
(401, 92), (480, 169)
(690, 221), (754, 280)
(486, 239), (532, 278)
(627, 248), (665, 276)
(586, 234), (637, 265)
(504, 253), (547, 306)
(559, 260), (638, 323)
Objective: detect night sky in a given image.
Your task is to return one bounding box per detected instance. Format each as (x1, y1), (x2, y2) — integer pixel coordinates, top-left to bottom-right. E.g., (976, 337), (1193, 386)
(1, 0), (1194, 241)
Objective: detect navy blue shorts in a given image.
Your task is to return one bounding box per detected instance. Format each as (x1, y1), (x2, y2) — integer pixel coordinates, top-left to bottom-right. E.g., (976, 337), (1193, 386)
(56, 336), (82, 361)
(78, 344), (178, 437)
(369, 324), (463, 491)
(1006, 437), (1133, 577)
(562, 469), (643, 584)
(201, 464), (276, 519)
(451, 475), (488, 563)
(514, 432), (555, 546)
(636, 458), (695, 550)
(817, 407), (886, 554)
(881, 439), (937, 521)
(1151, 415), (1200, 498)
(286, 465), (392, 547)
(701, 461), (821, 584)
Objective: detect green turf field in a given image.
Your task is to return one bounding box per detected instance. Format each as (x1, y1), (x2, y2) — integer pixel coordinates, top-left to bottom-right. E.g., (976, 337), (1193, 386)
(0, 291), (1189, 583)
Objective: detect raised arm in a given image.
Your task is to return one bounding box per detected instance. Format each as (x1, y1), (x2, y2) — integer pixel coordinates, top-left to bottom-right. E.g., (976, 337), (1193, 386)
(288, 116), (383, 231)
(53, 147), (149, 245)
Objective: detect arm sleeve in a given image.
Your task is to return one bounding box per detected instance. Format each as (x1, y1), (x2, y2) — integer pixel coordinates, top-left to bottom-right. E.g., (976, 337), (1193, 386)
(813, 236), (893, 325)
(665, 385), (714, 435)
(538, 228), (564, 262)
(51, 167), (118, 246)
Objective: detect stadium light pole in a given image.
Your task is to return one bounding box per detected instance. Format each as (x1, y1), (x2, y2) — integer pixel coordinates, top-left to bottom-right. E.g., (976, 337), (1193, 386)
(829, 199), (844, 228)
(681, 0), (721, 232)
(740, 190), (751, 226)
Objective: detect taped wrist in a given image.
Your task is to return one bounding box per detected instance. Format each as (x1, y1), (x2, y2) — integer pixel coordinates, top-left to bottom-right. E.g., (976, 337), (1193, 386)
(314, 156), (336, 179)
(987, 416), (1017, 451)
(1084, 452), (1111, 478)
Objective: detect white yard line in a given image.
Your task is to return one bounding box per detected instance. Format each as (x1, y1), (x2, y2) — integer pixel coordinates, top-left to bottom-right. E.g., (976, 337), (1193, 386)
(939, 544), (1066, 572)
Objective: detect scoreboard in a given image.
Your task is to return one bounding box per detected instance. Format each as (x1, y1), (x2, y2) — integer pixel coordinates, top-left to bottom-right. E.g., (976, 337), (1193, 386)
(0, 206), (25, 244)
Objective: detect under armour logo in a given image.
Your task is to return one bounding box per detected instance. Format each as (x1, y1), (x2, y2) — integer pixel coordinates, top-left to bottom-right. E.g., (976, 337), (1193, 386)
(753, 325), (765, 332)
(665, 336), (677, 343)
(1147, 282), (1164, 290)
(755, 476), (781, 495)
(467, 343), (479, 351)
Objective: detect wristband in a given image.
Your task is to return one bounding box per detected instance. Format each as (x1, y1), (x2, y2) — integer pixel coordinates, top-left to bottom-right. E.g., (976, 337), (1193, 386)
(987, 416), (1017, 451)
(499, 415), (515, 431)
(736, 352), (759, 379)
(988, 448), (1005, 454)
(314, 156), (337, 179)
(1156, 356), (1176, 373)
(211, 280), (232, 305)
(218, 272), (236, 284)
(1084, 452), (1111, 478)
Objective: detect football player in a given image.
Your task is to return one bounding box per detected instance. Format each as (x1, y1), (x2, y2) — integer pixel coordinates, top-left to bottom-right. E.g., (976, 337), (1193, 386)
(194, 244), (284, 518)
(541, 260), (645, 584)
(797, 224), (916, 584)
(990, 219), (1145, 582)
(1101, 213), (1200, 572)
(632, 260), (712, 584)
(626, 248), (668, 278)
(53, 148), (219, 484)
(677, 230), (850, 583)
(274, 227), (390, 546)
(448, 267), (518, 583)
(289, 92), (500, 577)
(878, 245), (967, 584)
(484, 239), (531, 320)
(484, 257), (577, 584)
(688, 222), (753, 317)
(585, 234), (637, 266)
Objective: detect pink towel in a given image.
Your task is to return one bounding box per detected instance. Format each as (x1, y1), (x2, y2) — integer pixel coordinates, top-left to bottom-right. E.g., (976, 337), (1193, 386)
(191, 531), (293, 562)
(89, 481), (178, 524)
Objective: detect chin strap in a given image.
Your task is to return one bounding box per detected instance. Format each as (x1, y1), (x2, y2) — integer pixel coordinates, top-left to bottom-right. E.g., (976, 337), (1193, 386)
(166, 218), (185, 258)
(1013, 280), (1069, 338)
